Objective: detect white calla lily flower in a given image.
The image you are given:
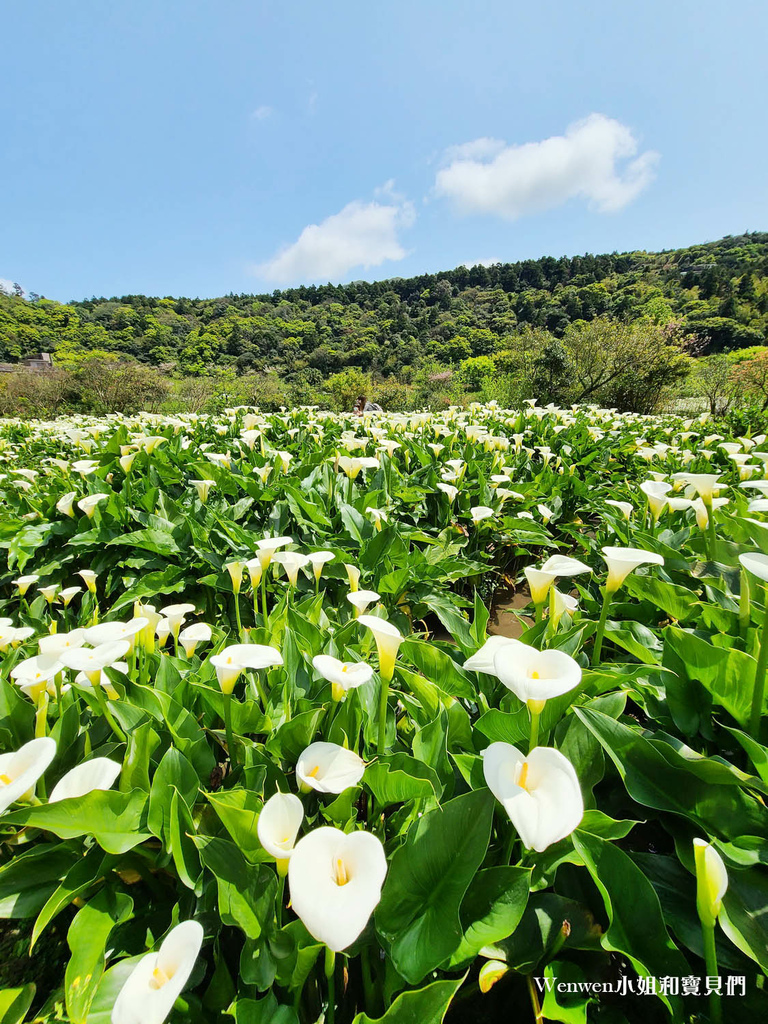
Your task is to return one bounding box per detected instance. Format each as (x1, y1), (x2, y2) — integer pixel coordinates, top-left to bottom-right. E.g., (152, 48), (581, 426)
(111, 920), (204, 1024)
(492, 642), (582, 704)
(296, 742), (365, 794)
(312, 654), (374, 700)
(0, 737), (56, 814)
(257, 791), (304, 873)
(482, 742), (583, 852)
(601, 546), (664, 593)
(288, 827), (387, 951)
(49, 757), (121, 803)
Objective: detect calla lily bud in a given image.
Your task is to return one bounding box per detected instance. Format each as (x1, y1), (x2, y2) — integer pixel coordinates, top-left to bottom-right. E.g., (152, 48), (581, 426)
(257, 791), (304, 875)
(77, 569), (98, 594)
(693, 838), (728, 929)
(357, 615), (403, 683)
(111, 920), (204, 1024)
(225, 561), (245, 595)
(344, 564), (361, 592)
(288, 826), (387, 951)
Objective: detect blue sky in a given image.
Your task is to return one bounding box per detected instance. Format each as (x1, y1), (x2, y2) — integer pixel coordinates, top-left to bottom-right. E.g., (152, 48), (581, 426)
(2, 0), (767, 301)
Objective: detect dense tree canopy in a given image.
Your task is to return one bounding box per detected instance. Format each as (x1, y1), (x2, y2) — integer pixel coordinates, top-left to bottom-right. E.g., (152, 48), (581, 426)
(1, 233), (766, 380)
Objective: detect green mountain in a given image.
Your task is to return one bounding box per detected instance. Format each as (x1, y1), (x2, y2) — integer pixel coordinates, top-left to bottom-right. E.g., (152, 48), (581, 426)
(2, 232), (767, 378)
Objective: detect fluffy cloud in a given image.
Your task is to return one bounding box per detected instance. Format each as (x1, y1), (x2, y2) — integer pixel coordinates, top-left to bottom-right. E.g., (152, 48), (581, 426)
(0, 278), (22, 296)
(434, 114), (658, 220)
(257, 194), (415, 285)
(251, 105), (273, 121)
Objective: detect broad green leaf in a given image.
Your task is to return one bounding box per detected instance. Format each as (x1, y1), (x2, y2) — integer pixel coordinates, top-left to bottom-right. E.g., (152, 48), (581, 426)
(351, 976), (465, 1024)
(196, 836), (275, 940)
(0, 843), (77, 919)
(574, 707), (768, 839)
(375, 789), (494, 984)
(65, 889), (133, 1024)
(447, 866), (531, 967)
(572, 830), (689, 1016)
(2, 790), (150, 854)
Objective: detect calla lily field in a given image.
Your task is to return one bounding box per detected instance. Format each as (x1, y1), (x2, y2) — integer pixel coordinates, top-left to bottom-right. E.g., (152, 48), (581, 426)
(0, 400), (767, 1023)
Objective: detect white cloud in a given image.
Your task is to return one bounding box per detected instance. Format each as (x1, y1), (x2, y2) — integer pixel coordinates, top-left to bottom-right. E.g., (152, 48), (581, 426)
(0, 278), (22, 296)
(256, 193), (415, 285)
(251, 105), (273, 121)
(460, 257), (501, 268)
(434, 114), (659, 220)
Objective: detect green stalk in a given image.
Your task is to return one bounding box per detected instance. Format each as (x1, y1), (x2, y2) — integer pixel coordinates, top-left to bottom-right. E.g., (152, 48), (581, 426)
(223, 692), (237, 768)
(361, 946), (377, 1018)
(325, 948), (336, 1024)
(591, 589), (613, 666)
(749, 587), (768, 737)
(526, 972), (543, 1023)
(701, 923), (722, 1024)
(377, 671), (391, 757)
(705, 497), (717, 563)
(233, 592), (243, 639)
(739, 567), (751, 639)
(34, 692), (49, 739)
(528, 704), (541, 752)
(534, 602), (543, 624)
(261, 573), (269, 626)
(91, 686), (126, 743)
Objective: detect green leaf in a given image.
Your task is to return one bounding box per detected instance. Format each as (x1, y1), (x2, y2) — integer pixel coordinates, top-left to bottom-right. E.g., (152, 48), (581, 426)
(205, 788), (265, 860)
(226, 993), (298, 1024)
(573, 707), (768, 839)
(665, 626), (756, 727)
(65, 889), (133, 1024)
(2, 790), (150, 854)
(32, 848), (108, 950)
(169, 788), (202, 890)
(375, 789), (494, 984)
(196, 836), (275, 940)
(572, 830), (688, 1015)
(351, 976), (465, 1024)
(364, 753), (441, 806)
(447, 866), (531, 967)
(0, 843), (77, 919)
(148, 746), (200, 841)
(0, 985), (35, 1024)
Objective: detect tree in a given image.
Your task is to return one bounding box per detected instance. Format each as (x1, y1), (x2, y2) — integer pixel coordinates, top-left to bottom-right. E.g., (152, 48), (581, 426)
(691, 355), (741, 415)
(564, 317), (688, 412)
(734, 351), (768, 409)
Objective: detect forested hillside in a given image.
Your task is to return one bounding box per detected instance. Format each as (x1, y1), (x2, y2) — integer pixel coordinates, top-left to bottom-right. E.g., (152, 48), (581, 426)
(2, 232), (767, 379)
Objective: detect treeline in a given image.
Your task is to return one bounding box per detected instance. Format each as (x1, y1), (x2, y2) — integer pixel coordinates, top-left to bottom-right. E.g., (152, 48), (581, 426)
(1, 232), (767, 381)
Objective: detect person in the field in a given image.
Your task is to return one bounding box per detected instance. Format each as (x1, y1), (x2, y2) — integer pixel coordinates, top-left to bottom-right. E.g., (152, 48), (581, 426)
(354, 394), (382, 414)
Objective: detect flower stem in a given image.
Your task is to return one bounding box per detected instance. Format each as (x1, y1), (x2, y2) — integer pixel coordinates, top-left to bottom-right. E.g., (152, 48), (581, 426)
(749, 588), (768, 737)
(591, 589), (613, 666)
(526, 972), (543, 1023)
(529, 707), (540, 752)
(91, 686), (125, 743)
(233, 593), (243, 640)
(261, 574), (269, 625)
(705, 497), (717, 563)
(223, 692), (237, 768)
(377, 673), (390, 757)
(701, 922), (721, 1024)
(325, 947), (336, 1024)
(34, 692), (49, 739)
